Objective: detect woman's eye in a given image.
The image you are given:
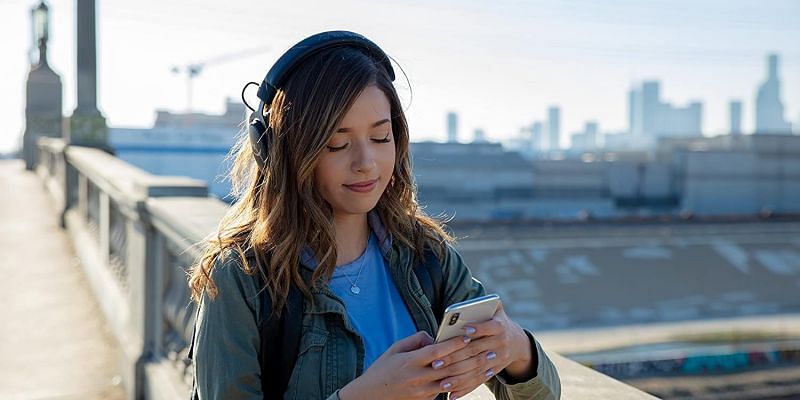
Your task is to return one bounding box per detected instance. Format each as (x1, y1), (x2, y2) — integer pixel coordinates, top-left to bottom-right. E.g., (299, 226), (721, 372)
(372, 132), (392, 143)
(327, 143), (348, 152)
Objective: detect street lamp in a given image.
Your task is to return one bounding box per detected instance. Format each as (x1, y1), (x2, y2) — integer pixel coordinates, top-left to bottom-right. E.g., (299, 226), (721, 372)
(31, 1), (49, 65)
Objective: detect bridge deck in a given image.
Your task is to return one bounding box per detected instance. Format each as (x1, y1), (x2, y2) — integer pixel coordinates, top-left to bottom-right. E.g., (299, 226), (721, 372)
(0, 159), (125, 400)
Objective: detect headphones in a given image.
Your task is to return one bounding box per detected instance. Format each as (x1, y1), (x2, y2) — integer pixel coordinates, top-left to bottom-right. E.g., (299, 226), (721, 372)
(245, 30), (396, 170)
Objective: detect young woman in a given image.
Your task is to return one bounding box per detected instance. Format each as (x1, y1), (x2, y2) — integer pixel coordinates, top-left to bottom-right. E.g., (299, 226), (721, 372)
(188, 31), (560, 400)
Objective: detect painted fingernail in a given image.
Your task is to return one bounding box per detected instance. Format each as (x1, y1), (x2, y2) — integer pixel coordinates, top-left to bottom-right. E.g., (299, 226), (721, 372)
(487, 351), (497, 361)
(432, 359), (444, 369)
(451, 396), (458, 400)
(464, 326), (476, 335)
(442, 381), (452, 390)
(462, 335), (471, 344)
(485, 368), (494, 378)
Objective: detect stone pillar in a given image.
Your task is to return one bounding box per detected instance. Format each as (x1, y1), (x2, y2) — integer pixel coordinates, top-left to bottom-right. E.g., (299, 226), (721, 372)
(23, 1), (63, 170)
(66, 0), (111, 151)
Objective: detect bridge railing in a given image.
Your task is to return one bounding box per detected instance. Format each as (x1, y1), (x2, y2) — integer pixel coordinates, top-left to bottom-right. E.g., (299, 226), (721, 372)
(34, 138), (657, 400)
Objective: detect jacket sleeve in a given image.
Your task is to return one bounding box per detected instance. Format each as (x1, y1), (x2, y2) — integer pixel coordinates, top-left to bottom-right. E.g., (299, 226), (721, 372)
(439, 243), (562, 400)
(193, 250), (265, 399)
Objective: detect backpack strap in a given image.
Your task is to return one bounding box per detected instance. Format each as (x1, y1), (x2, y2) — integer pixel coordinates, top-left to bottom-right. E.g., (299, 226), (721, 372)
(188, 305), (201, 400)
(260, 281), (303, 398)
(413, 244), (446, 327)
(412, 244), (448, 400)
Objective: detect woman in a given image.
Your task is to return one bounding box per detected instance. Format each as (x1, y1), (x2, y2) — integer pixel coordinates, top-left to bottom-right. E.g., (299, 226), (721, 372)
(188, 30), (560, 400)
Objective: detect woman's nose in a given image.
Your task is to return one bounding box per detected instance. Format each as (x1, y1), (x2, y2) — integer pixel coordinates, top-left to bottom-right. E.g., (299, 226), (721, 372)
(351, 141), (377, 173)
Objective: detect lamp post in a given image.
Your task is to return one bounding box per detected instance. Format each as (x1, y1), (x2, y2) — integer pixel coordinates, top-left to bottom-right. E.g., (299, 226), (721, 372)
(31, 1), (49, 66)
(23, 0), (63, 170)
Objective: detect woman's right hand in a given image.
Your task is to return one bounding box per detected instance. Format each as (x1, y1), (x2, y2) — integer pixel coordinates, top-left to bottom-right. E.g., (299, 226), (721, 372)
(339, 331), (472, 400)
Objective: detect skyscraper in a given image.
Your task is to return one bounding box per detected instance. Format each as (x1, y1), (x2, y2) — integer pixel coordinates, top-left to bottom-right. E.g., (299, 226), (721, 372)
(473, 128), (486, 143)
(628, 88), (642, 136)
(447, 112), (458, 142)
(628, 80), (702, 139)
(755, 54), (792, 134)
(531, 121), (543, 150)
(729, 101), (742, 136)
(641, 81), (660, 137)
(570, 121), (599, 151)
(547, 106), (560, 150)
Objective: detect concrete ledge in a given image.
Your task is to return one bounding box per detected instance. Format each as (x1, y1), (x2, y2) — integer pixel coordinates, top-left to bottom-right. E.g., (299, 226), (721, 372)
(145, 196), (229, 260)
(134, 176), (208, 198)
(552, 352), (658, 399)
(67, 145), (152, 200)
(66, 146), (210, 223)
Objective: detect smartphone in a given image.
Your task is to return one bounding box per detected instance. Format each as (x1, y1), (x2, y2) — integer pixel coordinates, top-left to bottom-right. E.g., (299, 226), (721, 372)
(434, 294), (500, 343)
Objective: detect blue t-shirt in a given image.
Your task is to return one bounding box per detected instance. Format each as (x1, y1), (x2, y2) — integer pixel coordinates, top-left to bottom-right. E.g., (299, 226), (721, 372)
(324, 231), (418, 370)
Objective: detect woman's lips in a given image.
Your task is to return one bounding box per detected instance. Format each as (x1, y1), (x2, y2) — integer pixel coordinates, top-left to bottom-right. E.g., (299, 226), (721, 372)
(344, 179), (377, 193)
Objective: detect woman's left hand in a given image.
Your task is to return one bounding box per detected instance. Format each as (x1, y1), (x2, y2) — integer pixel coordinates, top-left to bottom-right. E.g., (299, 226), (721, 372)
(429, 300), (535, 399)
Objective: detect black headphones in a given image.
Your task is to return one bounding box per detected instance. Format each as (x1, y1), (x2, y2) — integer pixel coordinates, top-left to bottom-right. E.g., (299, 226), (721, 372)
(245, 30), (396, 170)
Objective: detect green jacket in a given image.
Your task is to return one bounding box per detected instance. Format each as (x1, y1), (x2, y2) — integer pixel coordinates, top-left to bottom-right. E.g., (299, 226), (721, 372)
(192, 214), (561, 399)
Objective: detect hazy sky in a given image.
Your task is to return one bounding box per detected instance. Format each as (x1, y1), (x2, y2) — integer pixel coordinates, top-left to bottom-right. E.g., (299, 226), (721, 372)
(2, 0), (799, 153)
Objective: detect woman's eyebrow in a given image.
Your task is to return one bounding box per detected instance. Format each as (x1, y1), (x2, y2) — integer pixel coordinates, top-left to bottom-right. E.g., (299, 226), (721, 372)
(336, 118), (390, 133)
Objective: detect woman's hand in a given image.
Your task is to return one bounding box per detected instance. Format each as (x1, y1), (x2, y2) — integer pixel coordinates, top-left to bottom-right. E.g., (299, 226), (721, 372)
(430, 300), (535, 399)
(339, 331), (473, 400)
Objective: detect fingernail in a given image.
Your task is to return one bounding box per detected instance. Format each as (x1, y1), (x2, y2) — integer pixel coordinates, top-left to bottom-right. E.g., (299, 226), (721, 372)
(485, 368), (494, 378)
(432, 359), (444, 369)
(487, 351), (496, 361)
(462, 335), (471, 344)
(451, 396), (458, 400)
(464, 326), (476, 335)
(442, 381), (452, 390)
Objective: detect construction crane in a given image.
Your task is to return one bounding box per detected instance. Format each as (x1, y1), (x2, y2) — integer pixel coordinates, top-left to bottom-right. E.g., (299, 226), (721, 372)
(171, 45), (271, 113)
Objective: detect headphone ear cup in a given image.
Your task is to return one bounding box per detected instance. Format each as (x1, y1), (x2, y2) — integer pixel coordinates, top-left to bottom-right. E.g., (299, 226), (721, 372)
(248, 114), (270, 170)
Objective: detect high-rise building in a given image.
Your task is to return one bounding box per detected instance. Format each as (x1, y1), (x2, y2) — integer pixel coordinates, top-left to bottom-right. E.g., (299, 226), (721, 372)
(755, 54), (792, 134)
(531, 121), (543, 150)
(628, 88), (642, 136)
(473, 128), (486, 143)
(570, 121), (599, 151)
(628, 80), (702, 139)
(729, 101), (742, 135)
(447, 112), (458, 142)
(547, 106), (560, 150)
(641, 81), (660, 137)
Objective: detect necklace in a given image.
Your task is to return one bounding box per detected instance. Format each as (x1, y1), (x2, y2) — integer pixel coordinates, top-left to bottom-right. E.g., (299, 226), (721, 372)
(342, 237), (369, 295)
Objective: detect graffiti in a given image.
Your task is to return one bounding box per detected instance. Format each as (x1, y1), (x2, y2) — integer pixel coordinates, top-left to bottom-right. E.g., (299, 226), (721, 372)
(584, 348), (800, 379)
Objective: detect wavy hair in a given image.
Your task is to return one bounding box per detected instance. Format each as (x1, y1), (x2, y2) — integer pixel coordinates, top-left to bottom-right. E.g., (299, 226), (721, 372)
(188, 45), (454, 317)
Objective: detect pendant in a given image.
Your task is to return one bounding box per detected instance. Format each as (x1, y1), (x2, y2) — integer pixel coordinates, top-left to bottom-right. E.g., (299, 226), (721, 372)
(350, 285), (361, 295)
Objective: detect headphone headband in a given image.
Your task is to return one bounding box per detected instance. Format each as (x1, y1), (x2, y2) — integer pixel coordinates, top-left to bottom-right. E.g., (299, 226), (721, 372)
(255, 30), (395, 112)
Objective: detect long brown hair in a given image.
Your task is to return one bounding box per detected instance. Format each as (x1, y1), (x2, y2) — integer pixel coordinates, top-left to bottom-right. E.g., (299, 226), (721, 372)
(188, 45), (454, 317)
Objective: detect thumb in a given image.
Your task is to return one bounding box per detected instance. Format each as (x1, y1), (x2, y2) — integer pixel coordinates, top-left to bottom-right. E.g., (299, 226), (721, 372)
(389, 331), (434, 354)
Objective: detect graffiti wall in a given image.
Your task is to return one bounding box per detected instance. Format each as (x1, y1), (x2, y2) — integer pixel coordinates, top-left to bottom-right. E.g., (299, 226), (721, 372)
(584, 348), (800, 379)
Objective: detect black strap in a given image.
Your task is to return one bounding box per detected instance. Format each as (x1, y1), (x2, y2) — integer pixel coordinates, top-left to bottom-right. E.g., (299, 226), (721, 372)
(260, 281), (303, 398)
(188, 305), (200, 400)
(414, 245), (446, 325)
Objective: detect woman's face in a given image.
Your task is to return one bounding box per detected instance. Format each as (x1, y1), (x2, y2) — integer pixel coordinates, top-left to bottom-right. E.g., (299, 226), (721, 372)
(314, 85), (396, 219)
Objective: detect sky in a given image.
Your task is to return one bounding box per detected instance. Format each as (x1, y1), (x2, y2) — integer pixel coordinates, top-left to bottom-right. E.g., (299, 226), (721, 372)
(1, 0), (799, 154)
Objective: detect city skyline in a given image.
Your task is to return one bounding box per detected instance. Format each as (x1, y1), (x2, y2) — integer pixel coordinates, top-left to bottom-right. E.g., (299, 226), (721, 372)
(2, 0), (799, 154)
